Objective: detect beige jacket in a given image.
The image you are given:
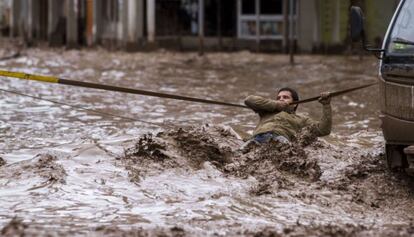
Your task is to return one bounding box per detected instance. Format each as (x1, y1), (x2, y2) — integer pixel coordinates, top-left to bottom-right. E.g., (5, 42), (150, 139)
(245, 95), (332, 141)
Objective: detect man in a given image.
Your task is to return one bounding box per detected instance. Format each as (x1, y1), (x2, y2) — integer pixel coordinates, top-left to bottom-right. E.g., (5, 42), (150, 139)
(243, 87), (331, 146)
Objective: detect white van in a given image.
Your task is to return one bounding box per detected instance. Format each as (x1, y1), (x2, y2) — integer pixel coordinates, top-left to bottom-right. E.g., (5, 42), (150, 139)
(352, 0), (414, 172)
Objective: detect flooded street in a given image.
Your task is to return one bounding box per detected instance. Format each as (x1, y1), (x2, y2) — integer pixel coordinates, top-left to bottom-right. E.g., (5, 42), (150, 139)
(1, 45), (414, 236)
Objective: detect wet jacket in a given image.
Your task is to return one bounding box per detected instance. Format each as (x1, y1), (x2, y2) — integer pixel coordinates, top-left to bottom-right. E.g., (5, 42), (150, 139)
(245, 95), (332, 141)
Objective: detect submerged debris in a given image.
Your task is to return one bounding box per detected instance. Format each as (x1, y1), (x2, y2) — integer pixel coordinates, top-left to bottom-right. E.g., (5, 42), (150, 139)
(241, 223), (414, 237)
(242, 223), (369, 237)
(94, 225), (187, 237)
(0, 157), (5, 167)
(126, 134), (169, 161)
(0, 153), (67, 186)
(1, 219), (187, 237)
(32, 153), (67, 184)
(1, 218), (28, 237)
(325, 152), (414, 209)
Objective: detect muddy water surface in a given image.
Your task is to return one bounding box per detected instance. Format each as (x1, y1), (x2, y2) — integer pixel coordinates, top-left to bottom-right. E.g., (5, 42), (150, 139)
(0, 44), (413, 236)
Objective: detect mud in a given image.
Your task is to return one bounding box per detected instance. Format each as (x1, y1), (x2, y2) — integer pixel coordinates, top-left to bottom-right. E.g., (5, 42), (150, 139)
(326, 153), (414, 210)
(1, 44), (413, 236)
(1, 218), (28, 237)
(123, 125), (378, 196)
(0, 217), (188, 237)
(0, 157), (5, 166)
(121, 124), (414, 234)
(123, 125), (323, 194)
(0, 153), (66, 186)
(122, 125), (238, 184)
(3, 217), (414, 237)
(3, 218), (414, 237)
(243, 223), (414, 237)
(95, 226), (186, 237)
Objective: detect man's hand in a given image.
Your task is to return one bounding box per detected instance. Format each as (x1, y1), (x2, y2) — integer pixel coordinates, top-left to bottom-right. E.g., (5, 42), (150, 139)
(318, 92), (331, 105)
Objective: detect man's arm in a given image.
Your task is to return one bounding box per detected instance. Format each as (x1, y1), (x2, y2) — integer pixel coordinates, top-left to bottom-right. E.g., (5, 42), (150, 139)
(305, 92), (332, 136)
(244, 95), (287, 114)
(317, 103), (332, 136)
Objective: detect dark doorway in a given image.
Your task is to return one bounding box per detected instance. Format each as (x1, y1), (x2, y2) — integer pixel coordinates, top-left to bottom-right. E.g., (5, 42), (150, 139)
(155, 0), (237, 37)
(78, 0), (87, 45)
(204, 0), (237, 37)
(37, 0), (48, 40)
(156, 0), (183, 36)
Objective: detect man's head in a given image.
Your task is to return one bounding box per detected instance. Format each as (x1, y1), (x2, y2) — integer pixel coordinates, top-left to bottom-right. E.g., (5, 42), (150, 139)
(277, 87), (299, 112)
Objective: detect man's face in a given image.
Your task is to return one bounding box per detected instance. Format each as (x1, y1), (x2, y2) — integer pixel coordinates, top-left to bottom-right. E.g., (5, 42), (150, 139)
(276, 90), (294, 104)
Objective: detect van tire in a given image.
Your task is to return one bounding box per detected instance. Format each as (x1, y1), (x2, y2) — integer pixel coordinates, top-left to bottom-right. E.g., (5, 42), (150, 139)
(385, 144), (405, 171)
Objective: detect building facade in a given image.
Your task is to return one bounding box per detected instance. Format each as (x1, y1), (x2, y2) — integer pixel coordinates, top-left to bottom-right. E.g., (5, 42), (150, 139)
(0, 0), (400, 52)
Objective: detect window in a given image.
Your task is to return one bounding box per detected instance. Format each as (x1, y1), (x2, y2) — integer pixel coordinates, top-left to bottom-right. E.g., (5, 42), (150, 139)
(238, 0), (295, 39)
(260, 0), (282, 14)
(260, 20), (283, 36)
(242, 0), (255, 14)
(241, 20), (257, 35)
(387, 0), (414, 55)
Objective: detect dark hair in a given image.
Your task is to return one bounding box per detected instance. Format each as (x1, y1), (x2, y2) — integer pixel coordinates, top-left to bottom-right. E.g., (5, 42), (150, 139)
(278, 87), (299, 101)
(278, 87), (300, 111)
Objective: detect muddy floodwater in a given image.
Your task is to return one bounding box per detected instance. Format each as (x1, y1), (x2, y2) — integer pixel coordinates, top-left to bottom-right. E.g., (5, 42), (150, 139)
(1, 44), (414, 236)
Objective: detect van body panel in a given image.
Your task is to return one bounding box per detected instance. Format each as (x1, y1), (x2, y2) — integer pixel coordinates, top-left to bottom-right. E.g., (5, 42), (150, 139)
(380, 113), (414, 145)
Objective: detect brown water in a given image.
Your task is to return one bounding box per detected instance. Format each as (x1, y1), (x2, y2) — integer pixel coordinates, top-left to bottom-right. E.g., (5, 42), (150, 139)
(0, 44), (413, 236)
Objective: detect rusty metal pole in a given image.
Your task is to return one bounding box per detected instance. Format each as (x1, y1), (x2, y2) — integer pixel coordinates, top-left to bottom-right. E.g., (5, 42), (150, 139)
(86, 0), (93, 46)
(198, 0), (204, 56)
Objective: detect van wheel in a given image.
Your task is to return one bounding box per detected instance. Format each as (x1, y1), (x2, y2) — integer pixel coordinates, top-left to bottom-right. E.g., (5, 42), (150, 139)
(385, 144), (404, 171)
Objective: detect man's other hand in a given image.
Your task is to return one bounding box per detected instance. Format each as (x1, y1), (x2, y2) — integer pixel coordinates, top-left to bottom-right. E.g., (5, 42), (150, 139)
(318, 92), (331, 105)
